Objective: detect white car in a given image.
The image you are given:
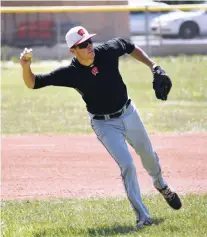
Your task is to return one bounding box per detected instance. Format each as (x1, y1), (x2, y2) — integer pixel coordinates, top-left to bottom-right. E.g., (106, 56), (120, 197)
(129, 0), (171, 35)
(151, 3), (207, 38)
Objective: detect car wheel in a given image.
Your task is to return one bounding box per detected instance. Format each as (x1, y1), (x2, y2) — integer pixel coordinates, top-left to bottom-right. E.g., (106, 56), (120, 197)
(179, 22), (199, 39)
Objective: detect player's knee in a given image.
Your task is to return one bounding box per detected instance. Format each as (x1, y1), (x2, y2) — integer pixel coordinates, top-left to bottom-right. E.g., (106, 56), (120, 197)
(139, 150), (161, 176)
(139, 145), (155, 159)
(121, 162), (136, 176)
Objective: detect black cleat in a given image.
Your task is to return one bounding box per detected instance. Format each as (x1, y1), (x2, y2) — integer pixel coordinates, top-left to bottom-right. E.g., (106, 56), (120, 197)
(157, 186), (182, 210)
(136, 218), (153, 229)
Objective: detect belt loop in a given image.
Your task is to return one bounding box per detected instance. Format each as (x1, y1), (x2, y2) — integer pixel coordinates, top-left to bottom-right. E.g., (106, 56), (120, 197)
(121, 99), (130, 114)
(123, 104), (127, 112)
(104, 115), (110, 120)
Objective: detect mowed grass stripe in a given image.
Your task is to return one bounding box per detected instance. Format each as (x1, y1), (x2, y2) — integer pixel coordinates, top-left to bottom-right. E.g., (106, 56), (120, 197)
(1, 195), (207, 237)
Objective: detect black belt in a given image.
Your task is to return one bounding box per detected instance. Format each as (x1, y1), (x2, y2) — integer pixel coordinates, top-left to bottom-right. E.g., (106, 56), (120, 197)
(93, 99), (131, 120)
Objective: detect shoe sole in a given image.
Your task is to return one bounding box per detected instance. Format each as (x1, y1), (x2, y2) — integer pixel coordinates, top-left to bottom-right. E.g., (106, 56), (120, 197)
(137, 220), (153, 229)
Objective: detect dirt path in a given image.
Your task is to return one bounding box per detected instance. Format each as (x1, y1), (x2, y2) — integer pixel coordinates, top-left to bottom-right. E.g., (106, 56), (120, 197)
(2, 133), (207, 200)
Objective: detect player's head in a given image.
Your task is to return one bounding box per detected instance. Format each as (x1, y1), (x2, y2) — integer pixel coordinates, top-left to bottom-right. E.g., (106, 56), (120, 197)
(65, 26), (96, 61)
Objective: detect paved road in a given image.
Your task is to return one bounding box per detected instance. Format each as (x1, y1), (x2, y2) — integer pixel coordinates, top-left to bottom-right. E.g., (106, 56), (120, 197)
(131, 35), (207, 46)
(55, 35), (207, 49)
(74, 35), (207, 47)
(58, 35), (207, 48)
(3, 35), (206, 61)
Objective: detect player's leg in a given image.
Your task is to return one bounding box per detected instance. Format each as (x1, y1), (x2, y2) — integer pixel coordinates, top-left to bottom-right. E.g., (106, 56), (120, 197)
(122, 103), (181, 210)
(122, 103), (166, 189)
(90, 117), (152, 223)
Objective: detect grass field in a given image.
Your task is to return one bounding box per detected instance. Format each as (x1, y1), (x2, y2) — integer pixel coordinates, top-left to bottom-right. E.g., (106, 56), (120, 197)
(1, 55), (207, 134)
(1, 56), (207, 237)
(1, 195), (207, 237)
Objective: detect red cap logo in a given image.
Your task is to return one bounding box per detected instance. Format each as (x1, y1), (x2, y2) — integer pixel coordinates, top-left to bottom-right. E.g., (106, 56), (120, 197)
(91, 67), (98, 76)
(77, 29), (85, 36)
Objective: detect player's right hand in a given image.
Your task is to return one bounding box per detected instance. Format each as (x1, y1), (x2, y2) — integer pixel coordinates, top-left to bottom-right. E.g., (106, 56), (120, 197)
(20, 48), (33, 67)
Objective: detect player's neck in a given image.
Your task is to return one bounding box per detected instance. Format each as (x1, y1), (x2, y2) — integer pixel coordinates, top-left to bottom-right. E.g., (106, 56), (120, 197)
(77, 57), (94, 67)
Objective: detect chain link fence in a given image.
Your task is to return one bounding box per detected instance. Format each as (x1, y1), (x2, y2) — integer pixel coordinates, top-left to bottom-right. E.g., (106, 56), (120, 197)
(1, 4), (207, 60)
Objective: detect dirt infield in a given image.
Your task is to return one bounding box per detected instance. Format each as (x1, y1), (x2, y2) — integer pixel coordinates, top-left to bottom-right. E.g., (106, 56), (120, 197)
(2, 133), (207, 200)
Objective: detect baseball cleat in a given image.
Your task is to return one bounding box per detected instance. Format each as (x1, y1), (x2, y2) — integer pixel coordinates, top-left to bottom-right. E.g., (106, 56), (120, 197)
(157, 186), (182, 210)
(136, 218), (153, 229)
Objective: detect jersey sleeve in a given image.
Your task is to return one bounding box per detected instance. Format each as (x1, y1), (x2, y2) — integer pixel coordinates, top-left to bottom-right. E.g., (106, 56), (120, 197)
(33, 66), (75, 89)
(102, 37), (135, 57)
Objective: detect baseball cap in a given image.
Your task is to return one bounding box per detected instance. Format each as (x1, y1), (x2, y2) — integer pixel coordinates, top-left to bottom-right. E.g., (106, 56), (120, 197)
(65, 26), (96, 48)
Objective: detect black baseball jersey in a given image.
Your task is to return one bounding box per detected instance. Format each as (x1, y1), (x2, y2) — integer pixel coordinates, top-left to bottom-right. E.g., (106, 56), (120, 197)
(34, 37), (135, 114)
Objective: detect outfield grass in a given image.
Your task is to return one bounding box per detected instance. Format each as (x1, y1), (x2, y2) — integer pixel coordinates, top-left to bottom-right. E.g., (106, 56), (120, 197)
(1, 56), (207, 134)
(1, 195), (207, 237)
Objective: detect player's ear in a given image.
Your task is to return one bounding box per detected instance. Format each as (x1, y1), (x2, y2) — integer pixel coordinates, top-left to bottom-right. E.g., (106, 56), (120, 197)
(70, 48), (76, 56)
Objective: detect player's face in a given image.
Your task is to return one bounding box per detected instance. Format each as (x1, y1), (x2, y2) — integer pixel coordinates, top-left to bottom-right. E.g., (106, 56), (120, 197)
(70, 38), (95, 60)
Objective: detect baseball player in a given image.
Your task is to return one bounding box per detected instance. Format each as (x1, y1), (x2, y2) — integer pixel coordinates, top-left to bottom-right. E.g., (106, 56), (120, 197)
(20, 26), (182, 229)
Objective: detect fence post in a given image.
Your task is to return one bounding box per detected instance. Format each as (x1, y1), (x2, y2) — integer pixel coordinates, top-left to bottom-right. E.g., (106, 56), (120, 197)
(158, 11), (163, 46)
(144, 5), (151, 57)
(55, 13), (61, 61)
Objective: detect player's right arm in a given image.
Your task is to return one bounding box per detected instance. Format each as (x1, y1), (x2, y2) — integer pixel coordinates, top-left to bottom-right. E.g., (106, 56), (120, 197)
(20, 48), (35, 88)
(20, 48), (75, 89)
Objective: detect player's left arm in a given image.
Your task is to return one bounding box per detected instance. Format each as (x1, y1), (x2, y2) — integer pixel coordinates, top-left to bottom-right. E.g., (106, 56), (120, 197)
(109, 38), (172, 100)
(130, 46), (156, 71)
(130, 44), (172, 101)
(113, 38), (156, 71)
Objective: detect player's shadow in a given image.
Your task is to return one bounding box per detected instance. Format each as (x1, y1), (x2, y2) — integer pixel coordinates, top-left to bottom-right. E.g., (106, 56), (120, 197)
(86, 217), (165, 236)
(33, 218), (165, 237)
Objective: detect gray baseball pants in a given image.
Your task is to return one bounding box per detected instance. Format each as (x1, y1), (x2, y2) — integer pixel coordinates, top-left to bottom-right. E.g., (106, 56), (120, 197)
(89, 102), (167, 221)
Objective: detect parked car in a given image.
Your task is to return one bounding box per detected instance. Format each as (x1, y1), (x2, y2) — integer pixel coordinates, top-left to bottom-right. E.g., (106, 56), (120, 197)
(129, 0), (171, 35)
(150, 2), (207, 38)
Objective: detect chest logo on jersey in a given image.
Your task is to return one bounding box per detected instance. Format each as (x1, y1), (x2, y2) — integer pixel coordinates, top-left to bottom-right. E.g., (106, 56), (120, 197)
(91, 66), (99, 76)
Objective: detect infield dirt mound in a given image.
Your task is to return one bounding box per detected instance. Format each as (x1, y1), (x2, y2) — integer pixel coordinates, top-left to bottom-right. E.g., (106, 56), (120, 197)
(2, 133), (207, 200)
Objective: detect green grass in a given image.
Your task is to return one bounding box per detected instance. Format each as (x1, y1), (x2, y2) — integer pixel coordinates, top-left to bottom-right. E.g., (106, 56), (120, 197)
(1, 194), (207, 237)
(1, 55), (207, 134)
(1, 56), (207, 237)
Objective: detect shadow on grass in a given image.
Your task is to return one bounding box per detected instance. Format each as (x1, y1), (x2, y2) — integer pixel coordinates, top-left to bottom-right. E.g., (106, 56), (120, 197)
(152, 217), (165, 226)
(87, 225), (137, 236)
(33, 218), (165, 237)
(87, 218), (165, 235)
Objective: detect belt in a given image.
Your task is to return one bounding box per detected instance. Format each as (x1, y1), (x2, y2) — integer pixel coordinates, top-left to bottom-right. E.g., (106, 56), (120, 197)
(93, 99), (131, 120)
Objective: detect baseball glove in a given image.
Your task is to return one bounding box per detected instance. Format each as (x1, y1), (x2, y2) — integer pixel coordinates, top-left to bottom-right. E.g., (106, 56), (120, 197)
(152, 66), (172, 101)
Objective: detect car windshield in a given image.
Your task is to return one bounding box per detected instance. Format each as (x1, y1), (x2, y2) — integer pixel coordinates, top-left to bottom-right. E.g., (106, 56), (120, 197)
(190, 3), (207, 13)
